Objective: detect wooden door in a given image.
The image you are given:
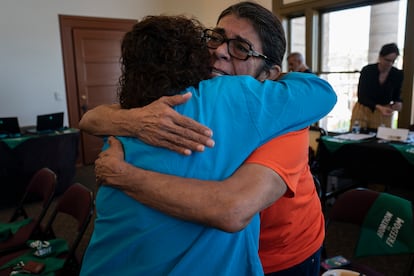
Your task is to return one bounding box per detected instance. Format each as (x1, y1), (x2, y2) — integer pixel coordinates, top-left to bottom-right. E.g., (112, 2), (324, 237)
(59, 15), (137, 165)
(73, 29), (125, 164)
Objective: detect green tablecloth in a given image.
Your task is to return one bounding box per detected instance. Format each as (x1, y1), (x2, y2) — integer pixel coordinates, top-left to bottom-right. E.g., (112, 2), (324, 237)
(0, 128), (79, 149)
(0, 238), (69, 275)
(388, 143), (414, 165)
(0, 218), (32, 241)
(321, 136), (414, 165)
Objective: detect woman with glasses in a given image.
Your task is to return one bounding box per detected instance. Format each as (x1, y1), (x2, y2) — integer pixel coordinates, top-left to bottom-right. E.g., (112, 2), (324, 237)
(80, 2), (332, 275)
(202, 28), (270, 61)
(351, 42), (404, 131)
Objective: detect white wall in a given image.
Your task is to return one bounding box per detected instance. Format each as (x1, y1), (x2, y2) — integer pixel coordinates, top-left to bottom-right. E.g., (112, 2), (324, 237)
(161, 0), (271, 28)
(0, 0), (271, 126)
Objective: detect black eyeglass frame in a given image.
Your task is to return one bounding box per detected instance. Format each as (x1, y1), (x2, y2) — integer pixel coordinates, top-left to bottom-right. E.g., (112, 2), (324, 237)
(202, 29), (268, 61)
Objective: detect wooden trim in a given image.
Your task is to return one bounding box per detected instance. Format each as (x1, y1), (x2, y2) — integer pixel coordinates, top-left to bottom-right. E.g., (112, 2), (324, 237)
(399, 0), (414, 127)
(274, 0), (395, 15)
(58, 15), (137, 164)
(59, 15), (137, 129)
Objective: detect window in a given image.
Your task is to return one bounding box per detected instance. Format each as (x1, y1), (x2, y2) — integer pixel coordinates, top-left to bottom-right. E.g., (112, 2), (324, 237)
(318, 1), (407, 132)
(289, 16), (306, 57)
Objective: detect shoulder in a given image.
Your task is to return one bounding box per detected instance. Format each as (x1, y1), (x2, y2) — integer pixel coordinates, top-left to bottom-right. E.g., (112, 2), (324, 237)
(390, 66), (403, 75)
(278, 71), (318, 80)
(390, 67), (404, 81)
(194, 75), (261, 99)
(362, 63), (377, 71)
(277, 72), (331, 89)
(200, 75), (256, 85)
(360, 64), (378, 76)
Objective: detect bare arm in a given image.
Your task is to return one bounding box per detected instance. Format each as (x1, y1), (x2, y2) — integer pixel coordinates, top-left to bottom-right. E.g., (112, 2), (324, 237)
(79, 93), (214, 155)
(95, 136), (287, 232)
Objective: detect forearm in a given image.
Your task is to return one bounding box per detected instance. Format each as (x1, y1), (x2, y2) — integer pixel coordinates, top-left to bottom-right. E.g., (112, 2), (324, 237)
(79, 104), (139, 136)
(80, 95), (214, 155)
(100, 162), (285, 232)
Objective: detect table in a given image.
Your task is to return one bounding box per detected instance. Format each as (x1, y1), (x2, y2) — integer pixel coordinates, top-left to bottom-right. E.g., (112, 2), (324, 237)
(317, 135), (414, 192)
(0, 129), (80, 208)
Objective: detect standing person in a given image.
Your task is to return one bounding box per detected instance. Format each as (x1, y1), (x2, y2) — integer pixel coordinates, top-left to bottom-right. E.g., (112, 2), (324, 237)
(80, 2), (333, 275)
(350, 42), (403, 131)
(287, 52), (312, 73)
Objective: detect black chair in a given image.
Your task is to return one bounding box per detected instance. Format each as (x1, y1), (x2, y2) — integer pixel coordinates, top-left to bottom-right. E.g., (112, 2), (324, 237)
(308, 125), (327, 174)
(0, 183), (94, 276)
(312, 174), (322, 200)
(0, 167), (56, 254)
(322, 188), (414, 276)
(309, 126), (359, 208)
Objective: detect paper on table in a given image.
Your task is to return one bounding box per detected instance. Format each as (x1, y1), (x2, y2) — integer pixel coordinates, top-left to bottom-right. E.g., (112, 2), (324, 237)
(334, 133), (376, 141)
(377, 126), (409, 142)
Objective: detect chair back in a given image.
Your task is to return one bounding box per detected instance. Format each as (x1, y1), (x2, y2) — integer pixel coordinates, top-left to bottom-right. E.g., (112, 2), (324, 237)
(327, 188), (378, 225)
(10, 167), (57, 223)
(308, 125), (327, 173)
(42, 183), (94, 274)
(324, 188), (414, 275)
(313, 174), (322, 200)
(0, 183), (94, 276)
(0, 168), (56, 254)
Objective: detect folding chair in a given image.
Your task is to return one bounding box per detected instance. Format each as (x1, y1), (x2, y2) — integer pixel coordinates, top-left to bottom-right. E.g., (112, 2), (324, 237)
(0, 167), (56, 254)
(322, 188), (414, 276)
(308, 125), (327, 174)
(309, 126), (360, 209)
(0, 183), (94, 276)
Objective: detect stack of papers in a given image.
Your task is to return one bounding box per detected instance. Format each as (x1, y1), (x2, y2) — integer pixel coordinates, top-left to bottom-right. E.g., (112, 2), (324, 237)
(334, 133), (376, 141)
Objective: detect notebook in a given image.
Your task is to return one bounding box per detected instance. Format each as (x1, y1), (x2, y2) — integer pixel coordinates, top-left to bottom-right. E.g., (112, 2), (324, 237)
(0, 117), (21, 137)
(26, 112), (64, 134)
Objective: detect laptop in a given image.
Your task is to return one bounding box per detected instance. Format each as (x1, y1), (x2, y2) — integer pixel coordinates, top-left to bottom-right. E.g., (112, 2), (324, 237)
(27, 112), (64, 134)
(0, 117), (21, 137)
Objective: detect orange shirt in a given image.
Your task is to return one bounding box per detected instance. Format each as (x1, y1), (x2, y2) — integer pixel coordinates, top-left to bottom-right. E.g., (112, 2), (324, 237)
(246, 128), (325, 273)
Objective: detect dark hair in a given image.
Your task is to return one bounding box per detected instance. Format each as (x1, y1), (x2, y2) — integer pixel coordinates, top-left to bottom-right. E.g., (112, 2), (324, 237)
(218, 1), (286, 69)
(379, 43), (400, 57)
(118, 15), (211, 109)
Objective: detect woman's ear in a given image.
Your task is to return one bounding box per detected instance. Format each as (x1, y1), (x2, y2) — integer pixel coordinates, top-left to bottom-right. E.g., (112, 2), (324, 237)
(258, 64), (281, 81)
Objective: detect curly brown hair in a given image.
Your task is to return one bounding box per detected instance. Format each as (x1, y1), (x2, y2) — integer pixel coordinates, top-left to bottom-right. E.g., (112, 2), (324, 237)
(118, 15), (212, 109)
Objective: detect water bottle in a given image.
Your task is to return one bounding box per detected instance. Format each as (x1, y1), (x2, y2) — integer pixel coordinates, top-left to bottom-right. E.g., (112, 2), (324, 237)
(351, 120), (360, 134)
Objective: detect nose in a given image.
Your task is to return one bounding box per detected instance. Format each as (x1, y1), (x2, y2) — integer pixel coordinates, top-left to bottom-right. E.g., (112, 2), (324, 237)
(212, 42), (230, 60)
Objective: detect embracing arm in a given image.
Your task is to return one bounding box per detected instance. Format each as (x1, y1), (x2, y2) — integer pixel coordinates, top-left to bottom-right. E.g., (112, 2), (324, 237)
(96, 136), (287, 232)
(79, 93), (214, 155)
(79, 103), (135, 136)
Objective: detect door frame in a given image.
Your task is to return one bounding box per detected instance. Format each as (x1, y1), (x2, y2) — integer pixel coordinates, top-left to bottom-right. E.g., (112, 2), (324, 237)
(59, 15), (137, 164)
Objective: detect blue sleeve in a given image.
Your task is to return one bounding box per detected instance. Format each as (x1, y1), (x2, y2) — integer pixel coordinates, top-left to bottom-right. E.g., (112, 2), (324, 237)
(238, 72), (336, 143)
(186, 73), (336, 147)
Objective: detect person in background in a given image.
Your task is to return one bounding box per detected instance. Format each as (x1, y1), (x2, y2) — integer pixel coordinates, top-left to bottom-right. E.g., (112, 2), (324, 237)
(350, 42), (404, 131)
(80, 2), (336, 275)
(287, 52), (313, 73)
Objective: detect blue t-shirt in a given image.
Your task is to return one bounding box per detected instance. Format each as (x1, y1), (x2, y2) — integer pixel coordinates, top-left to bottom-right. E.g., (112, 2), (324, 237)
(80, 73), (336, 276)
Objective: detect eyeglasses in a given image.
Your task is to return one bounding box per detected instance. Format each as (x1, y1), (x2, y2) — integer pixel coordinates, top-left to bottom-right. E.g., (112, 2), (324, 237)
(202, 29), (268, 61)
